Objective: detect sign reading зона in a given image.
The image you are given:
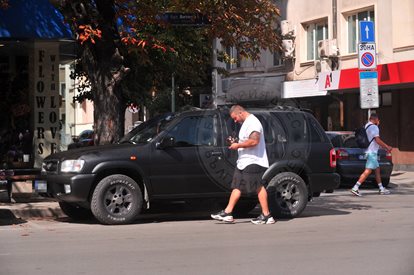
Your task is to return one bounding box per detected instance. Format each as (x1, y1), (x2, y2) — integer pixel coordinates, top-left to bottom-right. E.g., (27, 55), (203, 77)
(33, 42), (60, 168)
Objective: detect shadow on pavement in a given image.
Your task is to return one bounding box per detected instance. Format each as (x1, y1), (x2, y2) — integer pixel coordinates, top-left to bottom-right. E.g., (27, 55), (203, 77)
(0, 209), (27, 226)
(53, 198), (358, 225)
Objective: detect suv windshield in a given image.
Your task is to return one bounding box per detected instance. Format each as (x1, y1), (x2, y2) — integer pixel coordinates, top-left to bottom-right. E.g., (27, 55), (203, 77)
(119, 113), (176, 144)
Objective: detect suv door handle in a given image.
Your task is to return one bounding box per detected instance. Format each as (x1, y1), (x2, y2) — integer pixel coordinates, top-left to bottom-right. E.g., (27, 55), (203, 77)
(211, 151), (222, 157)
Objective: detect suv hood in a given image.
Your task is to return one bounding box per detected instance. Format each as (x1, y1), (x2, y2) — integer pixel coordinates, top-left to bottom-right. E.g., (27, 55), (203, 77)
(45, 143), (145, 161)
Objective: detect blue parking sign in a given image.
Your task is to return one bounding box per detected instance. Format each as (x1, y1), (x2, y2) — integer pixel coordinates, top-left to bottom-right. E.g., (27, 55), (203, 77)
(360, 21), (375, 43)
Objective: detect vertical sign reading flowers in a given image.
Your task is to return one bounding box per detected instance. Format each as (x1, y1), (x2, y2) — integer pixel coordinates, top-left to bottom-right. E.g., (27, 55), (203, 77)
(33, 42), (60, 168)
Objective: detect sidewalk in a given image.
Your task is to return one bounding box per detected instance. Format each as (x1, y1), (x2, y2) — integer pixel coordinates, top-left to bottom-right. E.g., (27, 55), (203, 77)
(1, 171), (414, 222)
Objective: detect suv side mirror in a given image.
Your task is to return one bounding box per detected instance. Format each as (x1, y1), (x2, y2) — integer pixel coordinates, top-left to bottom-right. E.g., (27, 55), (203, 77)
(156, 137), (175, 149)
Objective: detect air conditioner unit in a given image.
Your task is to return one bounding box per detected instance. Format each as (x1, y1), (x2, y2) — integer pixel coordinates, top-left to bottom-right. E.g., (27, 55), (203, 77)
(314, 59), (332, 73)
(282, 39), (294, 58)
(318, 39), (339, 58)
(281, 20), (296, 37)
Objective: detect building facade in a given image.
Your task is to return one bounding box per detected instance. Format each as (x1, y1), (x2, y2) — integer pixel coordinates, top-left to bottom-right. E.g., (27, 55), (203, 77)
(215, 0), (414, 170)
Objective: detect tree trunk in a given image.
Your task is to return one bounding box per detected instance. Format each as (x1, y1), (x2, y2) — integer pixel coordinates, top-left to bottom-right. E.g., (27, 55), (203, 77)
(83, 0), (129, 145)
(85, 47), (128, 145)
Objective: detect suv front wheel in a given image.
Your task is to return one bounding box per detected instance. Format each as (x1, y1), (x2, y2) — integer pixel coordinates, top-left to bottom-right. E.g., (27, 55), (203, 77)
(267, 172), (308, 219)
(91, 174), (143, 225)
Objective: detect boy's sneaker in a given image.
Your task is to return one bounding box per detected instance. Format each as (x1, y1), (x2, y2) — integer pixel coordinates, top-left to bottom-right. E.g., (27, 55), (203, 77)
(211, 210), (234, 223)
(379, 188), (391, 195)
(251, 213), (276, 225)
(350, 189), (362, 197)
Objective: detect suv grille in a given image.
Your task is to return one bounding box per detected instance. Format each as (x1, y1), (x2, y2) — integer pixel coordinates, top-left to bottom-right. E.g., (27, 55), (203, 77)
(42, 160), (59, 173)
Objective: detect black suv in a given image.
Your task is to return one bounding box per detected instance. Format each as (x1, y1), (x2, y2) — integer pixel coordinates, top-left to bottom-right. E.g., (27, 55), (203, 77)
(40, 107), (340, 224)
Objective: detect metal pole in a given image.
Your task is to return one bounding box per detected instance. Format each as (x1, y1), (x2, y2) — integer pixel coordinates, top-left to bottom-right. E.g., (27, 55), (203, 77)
(171, 73), (175, 112)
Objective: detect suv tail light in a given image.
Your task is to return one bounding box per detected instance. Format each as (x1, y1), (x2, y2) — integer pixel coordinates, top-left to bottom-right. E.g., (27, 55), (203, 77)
(330, 148), (337, 168)
(336, 149), (349, 160)
(386, 151), (392, 162)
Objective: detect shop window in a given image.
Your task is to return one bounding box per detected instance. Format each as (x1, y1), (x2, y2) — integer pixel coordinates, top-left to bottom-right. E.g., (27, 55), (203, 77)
(305, 21), (328, 61)
(347, 9), (375, 53)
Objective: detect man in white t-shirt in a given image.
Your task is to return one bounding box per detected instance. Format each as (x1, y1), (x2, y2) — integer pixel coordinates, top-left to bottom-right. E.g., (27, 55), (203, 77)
(211, 105), (276, 224)
(351, 113), (393, 196)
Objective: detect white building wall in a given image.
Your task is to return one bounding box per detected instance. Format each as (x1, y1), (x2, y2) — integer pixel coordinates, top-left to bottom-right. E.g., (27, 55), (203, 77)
(215, 0), (414, 95)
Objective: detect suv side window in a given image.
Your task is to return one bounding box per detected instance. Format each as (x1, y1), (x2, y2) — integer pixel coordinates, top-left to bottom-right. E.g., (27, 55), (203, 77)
(306, 114), (328, 143)
(167, 115), (217, 147)
(222, 112), (275, 144)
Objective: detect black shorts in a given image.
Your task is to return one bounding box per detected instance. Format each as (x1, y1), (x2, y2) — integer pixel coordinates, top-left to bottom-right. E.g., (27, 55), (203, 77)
(231, 164), (267, 194)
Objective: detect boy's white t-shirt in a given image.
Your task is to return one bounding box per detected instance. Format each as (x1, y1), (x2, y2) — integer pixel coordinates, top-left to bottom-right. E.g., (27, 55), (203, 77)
(365, 122), (380, 153)
(236, 114), (269, 170)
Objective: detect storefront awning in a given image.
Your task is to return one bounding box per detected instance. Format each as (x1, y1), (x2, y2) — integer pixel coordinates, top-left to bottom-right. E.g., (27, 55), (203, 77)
(337, 60), (414, 90)
(285, 60), (414, 98)
(282, 79), (328, 99)
(0, 0), (73, 39)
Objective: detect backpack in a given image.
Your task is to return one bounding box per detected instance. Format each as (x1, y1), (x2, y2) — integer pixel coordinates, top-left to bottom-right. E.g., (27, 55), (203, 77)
(355, 124), (374, 148)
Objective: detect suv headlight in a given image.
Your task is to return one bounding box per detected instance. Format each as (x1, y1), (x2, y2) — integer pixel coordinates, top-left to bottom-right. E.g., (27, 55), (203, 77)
(60, 160), (85, 173)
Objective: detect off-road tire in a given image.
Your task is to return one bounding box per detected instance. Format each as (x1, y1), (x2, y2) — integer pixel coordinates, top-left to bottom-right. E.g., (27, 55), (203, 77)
(267, 172), (308, 219)
(91, 174), (143, 225)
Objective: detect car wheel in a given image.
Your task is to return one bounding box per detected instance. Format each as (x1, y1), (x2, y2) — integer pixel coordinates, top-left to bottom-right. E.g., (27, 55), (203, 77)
(267, 172), (308, 219)
(59, 201), (94, 220)
(91, 174), (143, 225)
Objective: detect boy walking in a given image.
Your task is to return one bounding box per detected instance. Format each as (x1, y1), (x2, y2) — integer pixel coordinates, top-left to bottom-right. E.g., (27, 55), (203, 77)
(351, 113), (393, 196)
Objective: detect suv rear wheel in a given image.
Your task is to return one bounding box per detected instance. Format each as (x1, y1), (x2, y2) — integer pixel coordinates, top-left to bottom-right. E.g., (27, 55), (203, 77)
(267, 172), (308, 218)
(91, 174), (143, 225)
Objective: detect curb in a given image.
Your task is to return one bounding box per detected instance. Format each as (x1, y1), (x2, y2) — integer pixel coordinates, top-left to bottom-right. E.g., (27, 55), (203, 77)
(0, 201), (64, 221)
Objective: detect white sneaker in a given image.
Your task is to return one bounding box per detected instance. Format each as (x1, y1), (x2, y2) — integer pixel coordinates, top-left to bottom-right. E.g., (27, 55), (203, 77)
(211, 210), (234, 223)
(251, 213), (276, 225)
(379, 188), (390, 195)
(350, 189), (362, 197)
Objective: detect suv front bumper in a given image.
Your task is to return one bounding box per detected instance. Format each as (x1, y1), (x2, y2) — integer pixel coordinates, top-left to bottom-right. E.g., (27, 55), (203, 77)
(44, 173), (96, 202)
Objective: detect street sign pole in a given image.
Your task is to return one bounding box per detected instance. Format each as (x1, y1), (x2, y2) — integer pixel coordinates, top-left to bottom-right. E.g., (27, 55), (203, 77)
(358, 21), (378, 116)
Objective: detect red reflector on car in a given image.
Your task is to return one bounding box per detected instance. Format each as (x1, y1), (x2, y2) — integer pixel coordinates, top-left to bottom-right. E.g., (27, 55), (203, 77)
(386, 151), (392, 161)
(336, 149), (349, 160)
(330, 149), (337, 168)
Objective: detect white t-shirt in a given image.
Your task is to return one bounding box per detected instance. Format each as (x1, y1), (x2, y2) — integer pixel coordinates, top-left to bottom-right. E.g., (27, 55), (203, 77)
(236, 114), (269, 170)
(365, 122), (380, 153)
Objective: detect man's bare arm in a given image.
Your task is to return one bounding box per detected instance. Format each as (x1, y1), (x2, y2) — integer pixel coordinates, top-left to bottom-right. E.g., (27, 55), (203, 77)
(229, 131), (260, 150)
(374, 136), (392, 151)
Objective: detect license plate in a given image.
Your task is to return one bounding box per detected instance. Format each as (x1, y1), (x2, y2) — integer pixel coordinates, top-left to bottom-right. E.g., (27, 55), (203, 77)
(34, 180), (47, 192)
(358, 155), (366, 160)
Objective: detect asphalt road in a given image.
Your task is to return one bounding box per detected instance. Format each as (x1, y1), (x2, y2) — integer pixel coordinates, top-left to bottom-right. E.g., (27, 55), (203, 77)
(1, 172), (414, 275)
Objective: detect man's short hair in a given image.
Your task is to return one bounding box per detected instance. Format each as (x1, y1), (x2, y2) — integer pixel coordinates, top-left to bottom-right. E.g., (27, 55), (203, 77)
(369, 113), (379, 120)
(230, 105), (245, 114)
